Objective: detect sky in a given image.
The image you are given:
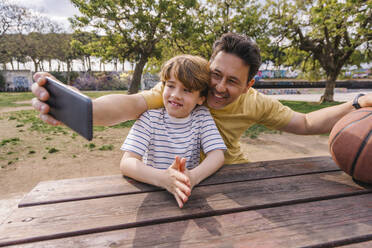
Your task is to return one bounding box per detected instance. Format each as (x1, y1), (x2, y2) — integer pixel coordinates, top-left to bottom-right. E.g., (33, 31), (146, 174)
(8, 0), (80, 31)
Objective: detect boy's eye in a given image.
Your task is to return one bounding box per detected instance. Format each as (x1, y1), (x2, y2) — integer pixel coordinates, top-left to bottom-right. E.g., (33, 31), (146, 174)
(184, 88), (192, 93)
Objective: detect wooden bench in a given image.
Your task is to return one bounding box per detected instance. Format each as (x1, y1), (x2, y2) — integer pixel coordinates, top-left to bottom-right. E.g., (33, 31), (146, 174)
(1, 156), (372, 247)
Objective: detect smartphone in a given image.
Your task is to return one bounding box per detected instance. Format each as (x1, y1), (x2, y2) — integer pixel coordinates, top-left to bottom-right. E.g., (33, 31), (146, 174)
(44, 77), (93, 141)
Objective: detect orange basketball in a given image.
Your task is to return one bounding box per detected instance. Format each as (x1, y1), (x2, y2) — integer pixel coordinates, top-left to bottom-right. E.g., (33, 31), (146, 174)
(329, 107), (372, 184)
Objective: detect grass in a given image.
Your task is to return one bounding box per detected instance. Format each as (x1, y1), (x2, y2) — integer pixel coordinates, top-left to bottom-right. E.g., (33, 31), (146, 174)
(0, 92), (34, 108)
(0, 91), (125, 108)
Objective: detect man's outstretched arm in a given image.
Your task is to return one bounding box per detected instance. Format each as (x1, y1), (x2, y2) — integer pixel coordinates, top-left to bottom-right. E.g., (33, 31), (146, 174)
(31, 72), (148, 126)
(280, 93), (372, 135)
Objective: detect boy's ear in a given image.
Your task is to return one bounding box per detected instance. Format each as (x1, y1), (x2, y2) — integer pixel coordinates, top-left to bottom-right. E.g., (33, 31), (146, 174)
(197, 95), (206, 105)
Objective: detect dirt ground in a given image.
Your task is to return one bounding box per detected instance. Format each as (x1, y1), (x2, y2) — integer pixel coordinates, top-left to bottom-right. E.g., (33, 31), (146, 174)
(0, 106), (331, 223)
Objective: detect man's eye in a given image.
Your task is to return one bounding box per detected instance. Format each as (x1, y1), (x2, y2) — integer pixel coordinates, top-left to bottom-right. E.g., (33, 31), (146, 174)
(228, 79), (237, 84)
(211, 72), (221, 78)
(184, 88), (191, 93)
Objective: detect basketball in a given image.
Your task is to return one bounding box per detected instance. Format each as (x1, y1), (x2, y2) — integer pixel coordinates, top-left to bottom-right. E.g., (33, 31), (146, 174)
(329, 107), (372, 184)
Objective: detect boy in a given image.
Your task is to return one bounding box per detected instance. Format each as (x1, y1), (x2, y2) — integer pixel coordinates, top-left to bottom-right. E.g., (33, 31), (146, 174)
(120, 55), (226, 208)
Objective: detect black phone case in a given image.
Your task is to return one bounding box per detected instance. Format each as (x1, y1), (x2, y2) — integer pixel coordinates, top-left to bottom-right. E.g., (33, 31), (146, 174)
(44, 77), (93, 140)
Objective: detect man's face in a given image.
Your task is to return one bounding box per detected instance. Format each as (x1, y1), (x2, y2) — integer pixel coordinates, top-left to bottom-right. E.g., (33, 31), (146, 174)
(207, 51), (254, 109)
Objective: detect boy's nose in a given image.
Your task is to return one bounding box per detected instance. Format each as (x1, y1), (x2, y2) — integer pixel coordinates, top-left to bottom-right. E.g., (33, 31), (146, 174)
(171, 89), (182, 99)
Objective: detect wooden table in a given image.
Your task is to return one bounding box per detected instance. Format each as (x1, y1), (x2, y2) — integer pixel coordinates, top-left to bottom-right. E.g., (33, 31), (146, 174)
(1, 156), (372, 247)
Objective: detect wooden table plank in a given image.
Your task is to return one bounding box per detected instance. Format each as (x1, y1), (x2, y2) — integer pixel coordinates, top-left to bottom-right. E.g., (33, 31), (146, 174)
(338, 241), (372, 248)
(19, 156), (338, 207)
(8, 194), (372, 248)
(1, 171), (370, 247)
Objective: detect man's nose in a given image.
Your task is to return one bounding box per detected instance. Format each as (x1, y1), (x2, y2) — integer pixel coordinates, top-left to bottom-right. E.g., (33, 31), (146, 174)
(215, 78), (227, 92)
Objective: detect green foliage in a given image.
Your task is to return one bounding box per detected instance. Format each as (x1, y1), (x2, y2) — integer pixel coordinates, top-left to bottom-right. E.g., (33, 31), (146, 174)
(1, 137), (20, 146)
(266, 0), (372, 101)
(98, 144), (114, 151)
(48, 148), (59, 153)
(70, 0), (202, 93)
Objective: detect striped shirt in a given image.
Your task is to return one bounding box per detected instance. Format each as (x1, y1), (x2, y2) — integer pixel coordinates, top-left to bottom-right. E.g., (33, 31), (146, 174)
(121, 105), (226, 169)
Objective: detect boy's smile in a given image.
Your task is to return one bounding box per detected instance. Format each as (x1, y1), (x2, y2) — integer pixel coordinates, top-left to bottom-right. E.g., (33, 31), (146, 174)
(163, 71), (205, 118)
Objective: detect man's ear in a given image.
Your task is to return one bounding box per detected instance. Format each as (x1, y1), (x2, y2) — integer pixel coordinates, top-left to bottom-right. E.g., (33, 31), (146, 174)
(243, 79), (255, 93)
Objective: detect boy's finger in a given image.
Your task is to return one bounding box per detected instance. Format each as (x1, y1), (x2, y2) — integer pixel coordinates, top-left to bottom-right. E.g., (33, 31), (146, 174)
(175, 171), (190, 186)
(176, 188), (188, 203)
(174, 194), (183, 208)
(175, 180), (191, 196)
(170, 155), (180, 169)
(179, 157), (186, 172)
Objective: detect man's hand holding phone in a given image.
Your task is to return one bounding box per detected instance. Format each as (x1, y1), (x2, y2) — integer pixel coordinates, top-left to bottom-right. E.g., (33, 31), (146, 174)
(31, 72), (61, 126)
(31, 72), (93, 140)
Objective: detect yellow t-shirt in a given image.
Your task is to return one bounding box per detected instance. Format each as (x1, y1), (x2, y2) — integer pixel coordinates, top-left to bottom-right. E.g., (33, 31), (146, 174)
(140, 82), (294, 164)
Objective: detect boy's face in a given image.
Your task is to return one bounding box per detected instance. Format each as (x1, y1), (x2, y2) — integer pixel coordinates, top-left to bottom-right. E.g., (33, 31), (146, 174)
(207, 51), (255, 109)
(163, 71), (205, 118)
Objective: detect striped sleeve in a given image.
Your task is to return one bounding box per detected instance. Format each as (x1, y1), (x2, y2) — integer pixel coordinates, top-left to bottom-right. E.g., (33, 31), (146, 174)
(199, 108), (227, 154)
(120, 111), (152, 157)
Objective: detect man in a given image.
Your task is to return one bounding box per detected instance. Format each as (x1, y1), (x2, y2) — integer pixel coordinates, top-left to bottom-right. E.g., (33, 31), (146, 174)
(31, 32), (372, 164)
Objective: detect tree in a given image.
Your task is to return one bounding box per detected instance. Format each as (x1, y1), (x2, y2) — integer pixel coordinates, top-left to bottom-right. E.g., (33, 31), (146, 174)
(169, 0), (269, 60)
(21, 14), (63, 72)
(267, 0), (372, 102)
(0, 1), (28, 37)
(0, 1), (29, 69)
(70, 0), (200, 94)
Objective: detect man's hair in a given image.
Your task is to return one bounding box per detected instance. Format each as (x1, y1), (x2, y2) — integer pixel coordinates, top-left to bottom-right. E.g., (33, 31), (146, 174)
(161, 55), (209, 96)
(210, 33), (262, 83)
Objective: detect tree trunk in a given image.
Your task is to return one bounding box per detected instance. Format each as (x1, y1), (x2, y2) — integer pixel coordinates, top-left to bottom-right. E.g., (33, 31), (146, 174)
(320, 78), (336, 102)
(67, 60), (71, 84)
(82, 58), (86, 71)
(128, 54), (148, 94)
(33, 60), (38, 72)
(88, 57), (91, 71)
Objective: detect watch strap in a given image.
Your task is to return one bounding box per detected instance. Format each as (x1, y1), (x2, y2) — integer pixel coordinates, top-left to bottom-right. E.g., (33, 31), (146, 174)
(352, 93), (365, 109)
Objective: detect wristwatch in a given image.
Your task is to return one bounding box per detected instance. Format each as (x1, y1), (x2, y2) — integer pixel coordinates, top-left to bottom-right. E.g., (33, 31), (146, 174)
(352, 93), (365, 109)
